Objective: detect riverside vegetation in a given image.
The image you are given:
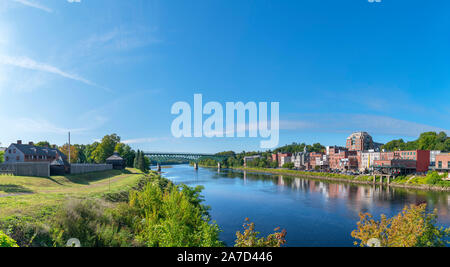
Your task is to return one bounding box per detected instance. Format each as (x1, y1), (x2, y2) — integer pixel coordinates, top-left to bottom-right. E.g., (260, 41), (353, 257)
(0, 169), (286, 247)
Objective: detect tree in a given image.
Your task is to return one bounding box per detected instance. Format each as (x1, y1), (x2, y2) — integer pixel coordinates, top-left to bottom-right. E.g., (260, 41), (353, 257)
(133, 150), (139, 169)
(0, 150), (4, 164)
(35, 141), (51, 147)
(282, 162), (295, 169)
(58, 144), (79, 163)
(351, 204), (450, 247)
(92, 134), (121, 163)
(115, 143), (135, 168)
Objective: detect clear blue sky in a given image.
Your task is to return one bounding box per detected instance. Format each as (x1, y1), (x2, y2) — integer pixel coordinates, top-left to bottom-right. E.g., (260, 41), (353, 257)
(0, 0), (449, 153)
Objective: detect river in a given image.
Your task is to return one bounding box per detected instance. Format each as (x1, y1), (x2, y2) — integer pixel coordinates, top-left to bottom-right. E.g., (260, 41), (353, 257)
(162, 164), (450, 247)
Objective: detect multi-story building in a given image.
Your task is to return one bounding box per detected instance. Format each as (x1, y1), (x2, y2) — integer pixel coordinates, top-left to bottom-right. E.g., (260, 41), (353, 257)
(308, 152), (324, 170)
(393, 150), (430, 173)
(293, 151), (309, 170)
(360, 150), (381, 172)
(430, 150), (442, 167)
(435, 153), (450, 171)
(346, 132), (382, 152)
(374, 150), (431, 174)
(280, 155), (292, 167)
(272, 153), (292, 167)
(327, 146), (348, 170)
(3, 140), (68, 165)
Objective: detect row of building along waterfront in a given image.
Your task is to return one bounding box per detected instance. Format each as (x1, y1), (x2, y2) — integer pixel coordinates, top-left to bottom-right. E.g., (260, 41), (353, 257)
(245, 132), (450, 176)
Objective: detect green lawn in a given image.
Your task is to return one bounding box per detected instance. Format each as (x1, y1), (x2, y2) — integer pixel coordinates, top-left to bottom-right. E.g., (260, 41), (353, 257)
(0, 168), (146, 218)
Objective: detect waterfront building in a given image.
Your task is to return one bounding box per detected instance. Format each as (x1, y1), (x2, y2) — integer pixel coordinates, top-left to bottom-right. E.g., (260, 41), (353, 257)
(393, 150), (430, 173)
(327, 146), (348, 170)
(346, 132), (382, 152)
(360, 150), (381, 172)
(430, 150), (442, 166)
(293, 150), (309, 169)
(434, 153), (450, 172)
(280, 155), (292, 167)
(272, 153), (292, 167)
(309, 152), (324, 170)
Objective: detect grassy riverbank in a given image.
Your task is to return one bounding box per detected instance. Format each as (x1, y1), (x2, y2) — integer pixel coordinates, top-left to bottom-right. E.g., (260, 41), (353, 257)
(0, 168), (147, 218)
(231, 167), (450, 191)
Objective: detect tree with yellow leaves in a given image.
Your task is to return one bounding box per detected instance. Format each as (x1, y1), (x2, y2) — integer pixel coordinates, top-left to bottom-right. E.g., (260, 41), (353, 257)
(352, 204), (450, 247)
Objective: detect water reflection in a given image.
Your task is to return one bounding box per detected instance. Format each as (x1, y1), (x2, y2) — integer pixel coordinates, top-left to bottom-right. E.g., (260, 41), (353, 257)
(164, 165), (450, 246)
(218, 169), (450, 219)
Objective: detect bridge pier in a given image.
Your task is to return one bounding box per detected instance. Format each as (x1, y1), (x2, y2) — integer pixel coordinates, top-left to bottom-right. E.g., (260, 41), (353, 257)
(194, 163), (199, 170)
(157, 163), (161, 172)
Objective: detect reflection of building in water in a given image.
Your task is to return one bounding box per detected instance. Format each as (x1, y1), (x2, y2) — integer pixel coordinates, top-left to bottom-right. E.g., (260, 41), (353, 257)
(278, 176), (285, 186)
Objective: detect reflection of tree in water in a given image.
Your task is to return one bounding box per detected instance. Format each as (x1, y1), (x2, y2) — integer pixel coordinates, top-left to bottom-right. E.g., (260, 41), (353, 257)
(217, 168), (450, 221)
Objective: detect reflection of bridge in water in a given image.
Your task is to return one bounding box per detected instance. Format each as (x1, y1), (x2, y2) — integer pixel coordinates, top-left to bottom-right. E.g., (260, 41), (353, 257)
(143, 152), (229, 172)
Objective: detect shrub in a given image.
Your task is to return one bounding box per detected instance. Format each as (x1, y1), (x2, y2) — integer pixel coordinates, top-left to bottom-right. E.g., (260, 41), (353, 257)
(124, 181), (223, 247)
(352, 204), (450, 247)
(0, 230), (18, 247)
(0, 216), (52, 247)
(51, 198), (125, 247)
(235, 218), (286, 247)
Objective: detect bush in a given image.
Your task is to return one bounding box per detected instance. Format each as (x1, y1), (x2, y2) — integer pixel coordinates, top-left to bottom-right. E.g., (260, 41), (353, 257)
(51, 198), (127, 247)
(120, 181), (223, 247)
(235, 218), (286, 247)
(0, 216), (52, 247)
(0, 230), (18, 247)
(352, 204), (450, 247)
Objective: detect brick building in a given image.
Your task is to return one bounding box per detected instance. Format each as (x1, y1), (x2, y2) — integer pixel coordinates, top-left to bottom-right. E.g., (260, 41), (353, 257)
(272, 153), (292, 167)
(435, 153), (450, 171)
(393, 150), (430, 173)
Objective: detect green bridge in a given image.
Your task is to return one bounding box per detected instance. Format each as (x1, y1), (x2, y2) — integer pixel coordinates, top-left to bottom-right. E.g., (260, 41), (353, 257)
(143, 152), (229, 171)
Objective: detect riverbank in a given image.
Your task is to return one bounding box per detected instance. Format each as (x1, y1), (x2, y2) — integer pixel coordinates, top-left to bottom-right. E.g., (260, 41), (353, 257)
(229, 167), (450, 192)
(0, 168), (147, 218)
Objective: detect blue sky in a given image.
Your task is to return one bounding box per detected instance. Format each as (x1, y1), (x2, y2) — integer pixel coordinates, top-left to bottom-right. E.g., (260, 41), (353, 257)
(0, 0), (449, 153)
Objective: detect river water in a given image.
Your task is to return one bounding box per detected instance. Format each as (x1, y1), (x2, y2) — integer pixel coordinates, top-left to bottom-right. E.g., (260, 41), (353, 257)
(162, 165), (450, 247)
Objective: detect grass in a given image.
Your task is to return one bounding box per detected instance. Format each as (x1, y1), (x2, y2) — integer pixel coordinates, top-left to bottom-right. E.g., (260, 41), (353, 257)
(0, 168), (147, 218)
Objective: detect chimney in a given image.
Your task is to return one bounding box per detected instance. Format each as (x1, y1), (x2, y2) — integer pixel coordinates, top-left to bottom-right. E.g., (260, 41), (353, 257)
(29, 141), (34, 146)
(17, 140), (22, 145)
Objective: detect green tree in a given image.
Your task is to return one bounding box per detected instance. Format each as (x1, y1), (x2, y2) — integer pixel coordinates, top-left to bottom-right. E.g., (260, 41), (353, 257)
(35, 141), (51, 147)
(0, 150), (4, 164)
(92, 134), (121, 163)
(115, 143), (135, 167)
(282, 162), (295, 169)
(125, 182), (223, 247)
(133, 150), (139, 169)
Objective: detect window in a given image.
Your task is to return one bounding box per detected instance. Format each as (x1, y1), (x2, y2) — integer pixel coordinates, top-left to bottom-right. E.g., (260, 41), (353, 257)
(6, 156), (9, 161)
(16, 156), (20, 161)
(448, 161), (450, 169)
(438, 161), (442, 168)
(13, 149), (16, 153)
(8, 150), (11, 154)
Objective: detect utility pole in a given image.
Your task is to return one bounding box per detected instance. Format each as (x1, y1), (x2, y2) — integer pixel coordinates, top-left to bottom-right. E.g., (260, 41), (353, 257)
(68, 132), (71, 163)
